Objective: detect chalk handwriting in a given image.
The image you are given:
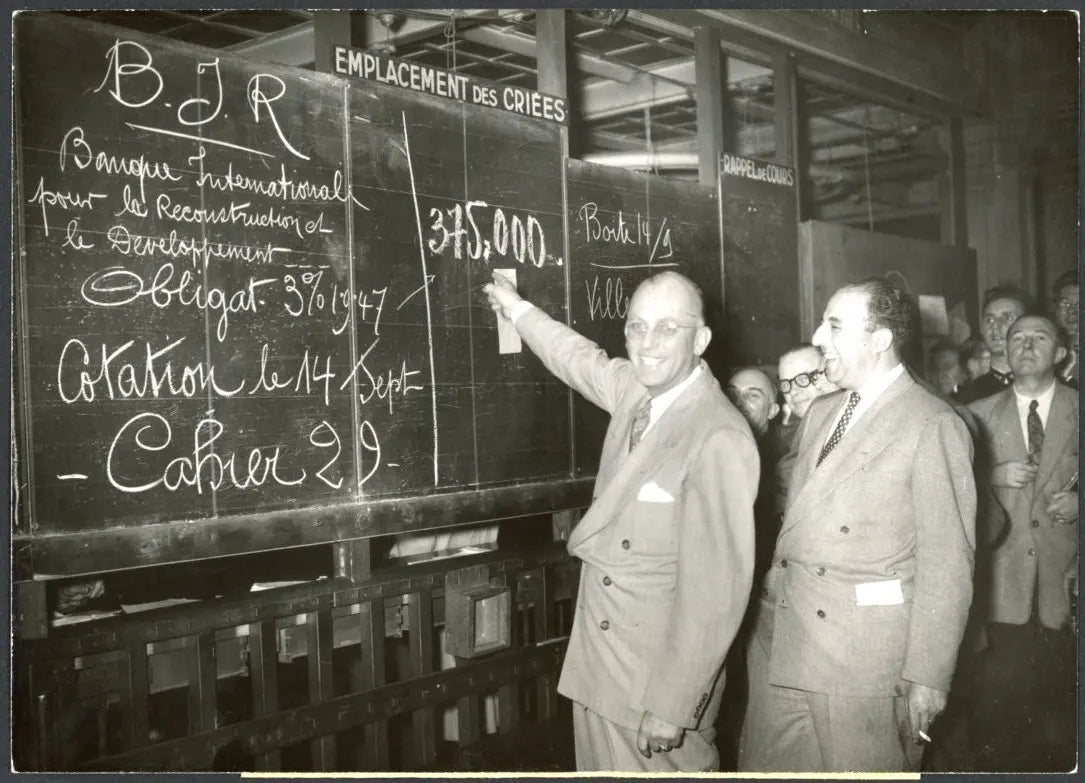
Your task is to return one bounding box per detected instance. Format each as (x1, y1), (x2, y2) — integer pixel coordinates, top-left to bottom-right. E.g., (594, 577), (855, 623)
(57, 337), (244, 403)
(585, 275), (630, 321)
(106, 412), (307, 493)
(81, 263), (276, 342)
(427, 200), (558, 267)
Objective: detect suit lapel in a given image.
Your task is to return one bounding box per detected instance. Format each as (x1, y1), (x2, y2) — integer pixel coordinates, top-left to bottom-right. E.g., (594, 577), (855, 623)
(780, 371), (914, 537)
(568, 370), (712, 550)
(1035, 384), (1075, 492)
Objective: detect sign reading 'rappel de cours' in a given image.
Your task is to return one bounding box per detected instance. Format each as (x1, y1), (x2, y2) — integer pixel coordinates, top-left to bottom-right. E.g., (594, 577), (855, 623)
(333, 46), (568, 125)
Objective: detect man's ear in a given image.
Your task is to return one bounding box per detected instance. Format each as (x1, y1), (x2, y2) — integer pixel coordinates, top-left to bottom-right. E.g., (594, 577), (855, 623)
(694, 325), (712, 355)
(1055, 345), (1068, 365)
(871, 327), (894, 354)
(769, 402), (780, 421)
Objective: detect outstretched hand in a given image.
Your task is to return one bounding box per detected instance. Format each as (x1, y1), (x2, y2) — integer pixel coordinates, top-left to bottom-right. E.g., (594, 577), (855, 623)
(482, 270), (523, 319)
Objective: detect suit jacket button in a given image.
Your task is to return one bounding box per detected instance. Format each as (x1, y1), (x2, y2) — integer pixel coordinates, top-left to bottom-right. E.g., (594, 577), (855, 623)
(1032, 519), (1040, 527)
(602, 576), (612, 586)
(600, 620), (610, 630)
(1028, 548), (1036, 556)
(779, 558), (788, 568)
(816, 609), (826, 618)
(816, 567), (826, 576)
(621, 539), (631, 550)
(761, 586), (769, 597)
(839, 525), (850, 534)
(894, 684), (903, 696)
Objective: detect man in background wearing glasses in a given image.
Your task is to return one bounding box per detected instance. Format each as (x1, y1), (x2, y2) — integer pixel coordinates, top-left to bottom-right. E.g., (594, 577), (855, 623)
(484, 270), (758, 772)
(958, 285), (1030, 404)
(774, 344), (839, 510)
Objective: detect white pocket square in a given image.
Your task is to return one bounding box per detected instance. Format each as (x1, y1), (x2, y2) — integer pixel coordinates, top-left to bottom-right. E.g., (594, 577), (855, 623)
(637, 481), (675, 503)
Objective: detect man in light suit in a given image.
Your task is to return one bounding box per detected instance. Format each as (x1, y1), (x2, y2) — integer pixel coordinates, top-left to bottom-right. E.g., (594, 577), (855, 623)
(484, 270), (758, 772)
(739, 278), (977, 772)
(967, 313), (1078, 771)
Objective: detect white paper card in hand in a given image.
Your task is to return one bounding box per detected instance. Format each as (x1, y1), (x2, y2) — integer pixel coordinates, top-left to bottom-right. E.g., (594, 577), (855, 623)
(494, 268), (522, 354)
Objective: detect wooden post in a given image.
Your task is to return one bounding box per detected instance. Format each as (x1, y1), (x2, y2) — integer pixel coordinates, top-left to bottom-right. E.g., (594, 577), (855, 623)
(307, 608), (336, 770)
(249, 620), (282, 771)
(313, 11), (354, 74)
(695, 26), (726, 186)
(334, 538), (374, 585)
(536, 10), (570, 157)
(940, 116), (969, 248)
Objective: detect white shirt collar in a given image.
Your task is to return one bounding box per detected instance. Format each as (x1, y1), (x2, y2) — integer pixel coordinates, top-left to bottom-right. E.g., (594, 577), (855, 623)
(855, 362), (905, 404)
(1013, 378), (1057, 442)
(824, 362), (904, 443)
(644, 363), (703, 432)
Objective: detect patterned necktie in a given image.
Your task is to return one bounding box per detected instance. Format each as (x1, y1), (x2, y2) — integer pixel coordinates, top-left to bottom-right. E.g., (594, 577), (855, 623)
(1027, 399), (1044, 466)
(817, 391), (861, 467)
(628, 399), (652, 452)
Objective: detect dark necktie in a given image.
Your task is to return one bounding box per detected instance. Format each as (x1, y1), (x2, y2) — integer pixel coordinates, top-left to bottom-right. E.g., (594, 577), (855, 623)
(629, 399), (652, 452)
(817, 391), (861, 467)
(1027, 399), (1044, 466)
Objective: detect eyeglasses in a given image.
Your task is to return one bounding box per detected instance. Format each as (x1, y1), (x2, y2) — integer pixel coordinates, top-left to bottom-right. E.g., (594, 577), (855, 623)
(624, 319), (701, 341)
(776, 369), (823, 394)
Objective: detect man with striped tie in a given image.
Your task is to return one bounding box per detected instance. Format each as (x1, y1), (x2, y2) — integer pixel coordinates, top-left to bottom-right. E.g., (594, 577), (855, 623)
(739, 278), (976, 772)
(967, 313), (1078, 771)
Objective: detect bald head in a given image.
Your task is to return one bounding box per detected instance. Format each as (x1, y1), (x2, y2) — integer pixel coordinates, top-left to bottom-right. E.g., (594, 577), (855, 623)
(727, 367), (779, 436)
(631, 271), (705, 319)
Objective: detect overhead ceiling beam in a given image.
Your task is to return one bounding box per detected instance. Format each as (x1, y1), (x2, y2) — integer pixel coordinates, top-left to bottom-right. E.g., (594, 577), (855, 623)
(579, 58), (771, 121)
(630, 10), (983, 116)
(458, 25), (633, 83)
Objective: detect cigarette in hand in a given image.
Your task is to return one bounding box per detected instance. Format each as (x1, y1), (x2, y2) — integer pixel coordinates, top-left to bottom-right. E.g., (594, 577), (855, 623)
(918, 730), (932, 743)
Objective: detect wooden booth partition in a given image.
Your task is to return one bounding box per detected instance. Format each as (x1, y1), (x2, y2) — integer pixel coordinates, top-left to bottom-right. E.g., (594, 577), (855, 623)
(798, 221), (979, 357)
(12, 13), (729, 773)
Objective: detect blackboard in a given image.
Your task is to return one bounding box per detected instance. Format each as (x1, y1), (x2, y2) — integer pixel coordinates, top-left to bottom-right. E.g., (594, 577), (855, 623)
(565, 159), (723, 476)
(719, 153), (800, 365)
(13, 13), (575, 563)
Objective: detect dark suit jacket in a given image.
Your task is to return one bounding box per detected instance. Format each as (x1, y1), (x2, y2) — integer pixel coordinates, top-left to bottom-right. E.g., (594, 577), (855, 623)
(968, 383), (1079, 628)
(516, 307), (758, 731)
(754, 369), (976, 697)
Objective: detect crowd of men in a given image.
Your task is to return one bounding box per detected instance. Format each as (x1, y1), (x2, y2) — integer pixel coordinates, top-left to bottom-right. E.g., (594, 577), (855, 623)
(485, 265), (1077, 774)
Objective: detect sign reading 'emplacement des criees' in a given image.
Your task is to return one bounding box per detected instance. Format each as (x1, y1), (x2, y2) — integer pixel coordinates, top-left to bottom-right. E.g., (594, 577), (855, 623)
(333, 46), (568, 124)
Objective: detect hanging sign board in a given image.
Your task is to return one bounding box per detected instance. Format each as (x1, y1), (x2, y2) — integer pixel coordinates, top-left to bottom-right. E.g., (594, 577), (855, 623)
(333, 46), (568, 124)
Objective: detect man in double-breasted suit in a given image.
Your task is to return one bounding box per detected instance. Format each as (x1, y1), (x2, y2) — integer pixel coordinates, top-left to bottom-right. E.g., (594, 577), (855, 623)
(739, 278), (976, 772)
(485, 270), (758, 772)
(967, 313), (1078, 771)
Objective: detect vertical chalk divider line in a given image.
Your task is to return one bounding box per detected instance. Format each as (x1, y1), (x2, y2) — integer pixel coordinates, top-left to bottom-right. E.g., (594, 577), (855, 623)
(401, 111), (441, 486)
(462, 105), (481, 489)
(12, 65), (36, 535)
(343, 86), (363, 495)
(559, 130), (577, 477)
(195, 71), (218, 519)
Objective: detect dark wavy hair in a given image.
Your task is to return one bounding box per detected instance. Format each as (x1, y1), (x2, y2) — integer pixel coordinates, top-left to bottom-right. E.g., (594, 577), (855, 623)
(840, 277), (917, 354)
(982, 283), (1030, 314)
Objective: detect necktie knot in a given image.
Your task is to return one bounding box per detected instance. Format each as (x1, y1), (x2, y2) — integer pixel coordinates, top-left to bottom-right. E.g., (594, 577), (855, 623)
(629, 399), (652, 451)
(816, 391), (861, 467)
(1029, 399), (1039, 412)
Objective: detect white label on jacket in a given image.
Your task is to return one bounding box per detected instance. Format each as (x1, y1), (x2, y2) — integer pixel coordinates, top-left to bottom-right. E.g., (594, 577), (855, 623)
(855, 579), (904, 606)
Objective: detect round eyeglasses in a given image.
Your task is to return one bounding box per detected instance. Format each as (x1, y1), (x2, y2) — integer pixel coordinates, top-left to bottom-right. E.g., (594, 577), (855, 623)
(776, 369), (823, 394)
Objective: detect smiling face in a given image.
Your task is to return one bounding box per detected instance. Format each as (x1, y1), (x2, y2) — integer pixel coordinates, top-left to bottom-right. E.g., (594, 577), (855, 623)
(1006, 315), (1066, 380)
(777, 346), (837, 418)
(1055, 284), (1079, 341)
(811, 289), (886, 391)
(982, 296), (1026, 359)
(624, 274), (711, 396)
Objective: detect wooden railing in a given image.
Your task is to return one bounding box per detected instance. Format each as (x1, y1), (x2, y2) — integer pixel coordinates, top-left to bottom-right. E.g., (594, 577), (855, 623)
(14, 538), (580, 772)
